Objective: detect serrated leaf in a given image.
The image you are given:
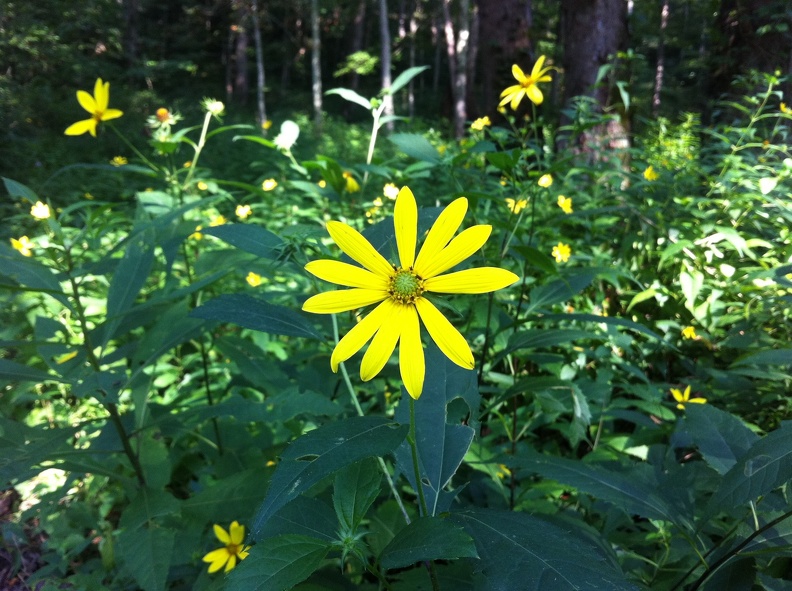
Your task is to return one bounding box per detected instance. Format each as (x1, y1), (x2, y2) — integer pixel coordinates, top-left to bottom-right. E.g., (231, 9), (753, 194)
(190, 294), (320, 339)
(333, 458), (381, 531)
(685, 404), (759, 474)
(201, 223), (283, 259)
(325, 87), (372, 111)
(379, 516), (477, 569)
(389, 133), (441, 163)
(451, 509), (638, 591)
(251, 416), (408, 538)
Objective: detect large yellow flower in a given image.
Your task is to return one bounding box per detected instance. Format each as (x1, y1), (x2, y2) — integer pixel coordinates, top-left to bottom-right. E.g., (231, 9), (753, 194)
(303, 187), (518, 399)
(202, 521), (250, 573)
(64, 78), (123, 137)
(499, 56), (553, 110)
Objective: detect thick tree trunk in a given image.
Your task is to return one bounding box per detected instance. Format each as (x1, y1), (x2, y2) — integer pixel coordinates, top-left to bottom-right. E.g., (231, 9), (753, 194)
(251, 0), (267, 127)
(379, 0), (395, 129)
(442, 0), (471, 139)
(311, 0), (323, 130)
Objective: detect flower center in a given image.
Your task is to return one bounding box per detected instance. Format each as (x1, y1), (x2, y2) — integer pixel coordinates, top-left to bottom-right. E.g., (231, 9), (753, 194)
(227, 543), (240, 556)
(389, 268), (424, 304)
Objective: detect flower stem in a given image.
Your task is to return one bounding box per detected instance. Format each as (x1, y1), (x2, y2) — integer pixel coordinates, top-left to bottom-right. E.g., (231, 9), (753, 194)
(108, 123), (158, 172)
(182, 111), (213, 190)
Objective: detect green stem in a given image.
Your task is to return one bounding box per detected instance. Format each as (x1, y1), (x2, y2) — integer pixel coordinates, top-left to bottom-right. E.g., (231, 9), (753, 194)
(182, 111), (213, 189)
(363, 103), (387, 186)
(198, 339), (224, 454)
(108, 123), (158, 172)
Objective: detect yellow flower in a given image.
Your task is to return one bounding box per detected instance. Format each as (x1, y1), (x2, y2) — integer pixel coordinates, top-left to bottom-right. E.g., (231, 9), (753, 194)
(557, 195), (573, 214)
(210, 214), (226, 227)
(495, 464), (512, 480)
(202, 521), (250, 574)
(262, 119), (273, 130)
(643, 166), (659, 181)
(538, 174), (553, 188)
(681, 326), (697, 340)
(497, 105), (507, 115)
(183, 161), (192, 168)
(197, 181), (209, 191)
(343, 172), (361, 193)
(262, 179), (278, 191)
(383, 183), (400, 200)
(318, 180), (327, 188)
(64, 78), (123, 137)
(236, 204), (252, 220)
(470, 116), (492, 131)
(302, 187), (518, 399)
(552, 242), (571, 263)
(110, 156), (128, 166)
(670, 385), (707, 410)
(781, 103), (790, 114)
(156, 107), (171, 122)
(505, 198), (528, 214)
(246, 272), (262, 287)
(30, 201), (51, 220)
(11, 236), (34, 257)
(189, 225), (204, 240)
(499, 56), (553, 110)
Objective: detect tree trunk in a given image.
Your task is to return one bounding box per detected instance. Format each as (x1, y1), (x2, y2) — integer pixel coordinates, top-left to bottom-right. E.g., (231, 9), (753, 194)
(251, 0), (267, 127)
(441, 0), (471, 139)
(311, 0), (323, 130)
(408, 1), (420, 117)
(121, 0), (139, 67)
(379, 0), (395, 130)
(350, 0), (367, 91)
(652, 0), (670, 116)
(233, 3), (250, 104)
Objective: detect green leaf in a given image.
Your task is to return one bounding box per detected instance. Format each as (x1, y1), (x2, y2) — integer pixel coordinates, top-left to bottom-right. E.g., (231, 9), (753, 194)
(539, 313), (668, 343)
(389, 133), (441, 163)
(526, 271), (596, 312)
(3, 177), (38, 201)
(506, 329), (601, 353)
(132, 300), (205, 370)
(709, 424), (792, 511)
(730, 349), (792, 368)
(257, 496), (338, 542)
(0, 358), (69, 384)
(685, 404), (759, 475)
(451, 509), (638, 591)
(485, 151), (517, 173)
(201, 223), (284, 259)
(139, 430), (171, 490)
(379, 515), (477, 570)
(251, 416), (408, 538)
(228, 535), (330, 591)
(325, 87), (372, 111)
(0, 252), (73, 310)
(333, 458), (381, 531)
(0, 417), (78, 483)
(512, 245), (556, 274)
(191, 294), (320, 339)
(388, 66), (430, 95)
(117, 525), (174, 591)
(233, 134), (276, 149)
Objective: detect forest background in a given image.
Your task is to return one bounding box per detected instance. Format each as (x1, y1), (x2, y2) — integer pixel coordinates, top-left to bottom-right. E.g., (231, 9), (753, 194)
(1, 0), (792, 590)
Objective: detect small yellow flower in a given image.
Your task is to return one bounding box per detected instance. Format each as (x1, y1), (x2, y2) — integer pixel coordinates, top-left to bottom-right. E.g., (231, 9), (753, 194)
(643, 166), (659, 181)
(183, 161), (192, 168)
(210, 214), (226, 227)
(30, 201), (51, 220)
(318, 179), (327, 188)
(438, 145), (447, 155)
(64, 78), (124, 137)
(246, 272), (262, 287)
(372, 197), (384, 208)
(557, 195), (572, 214)
(202, 521), (250, 574)
(670, 385), (707, 410)
(262, 179), (278, 191)
(470, 116), (492, 131)
(499, 177), (508, 186)
(505, 198), (528, 214)
(681, 326), (697, 340)
(55, 351), (78, 364)
(84, 192), (95, 200)
(302, 187), (518, 399)
(262, 119), (273, 130)
(189, 225), (204, 240)
(197, 181), (209, 191)
(156, 107), (170, 122)
(383, 183), (400, 200)
(343, 172), (360, 193)
(11, 236), (34, 257)
(499, 56), (553, 110)
(538, 174), (553, 188)
(110, 156), (128, 166)
(552, 242), (571, 263)
(781, 103), (790, 114)
(236, 204), (252, 220)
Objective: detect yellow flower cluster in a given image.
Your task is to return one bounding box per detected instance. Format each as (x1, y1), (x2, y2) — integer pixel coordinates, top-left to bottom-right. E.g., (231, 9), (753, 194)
(505, 198), (528, 214)
(470, 116), (491, 131)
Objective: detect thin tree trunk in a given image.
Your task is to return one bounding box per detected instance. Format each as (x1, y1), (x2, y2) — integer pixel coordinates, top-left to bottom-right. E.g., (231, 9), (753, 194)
(121, 0), (139, 67)
(311, 0), (323, 130)
(379, 0), (395, 130)
(234, 4), (250, 103)
(350, 0), (367, 91)
(408, 1), (420, 117)
(251, 0), (267, 127)
(652, 0), (670, 116)
(442, 0), (470, 139)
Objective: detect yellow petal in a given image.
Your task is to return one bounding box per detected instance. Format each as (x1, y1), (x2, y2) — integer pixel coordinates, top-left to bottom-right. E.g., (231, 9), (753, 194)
(414, 197), (467, 276)
(331, 300), (391, 371)
(238, 547), (250, 560)
(510, 89), (526, 111)
(683, 385), (692, 400)
(229, 521), (245, 545)
(418, 225), (491, 279)
(224, 553), (237, 572)
(425, 268), (518, 294)
(213, 524), (230, 544)
(94, 78), (109, 113)
(415, 298), (474, 369)
(399, 306), (425, 399)
(394, 187), (417, 269)
(326, 221), (394, 278)
(302, 288), (387, 314)
(305, 260), (388, 289)
(65, 118), (97, 137)
(526, 84), (544, 105)
(360, 303), (402, 381)
(499, 84), (522, 99)
(76, 90), (96, 114)
(511, 64), (526, 83)
(203, 548), (229, 573)
(102, 108), (124, 121)
(670, 388), (683, 402)
(688, 397), (707, 405)
(531, 55), (547, 78)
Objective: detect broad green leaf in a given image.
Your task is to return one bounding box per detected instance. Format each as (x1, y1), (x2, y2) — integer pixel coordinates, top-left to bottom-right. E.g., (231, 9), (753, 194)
(201, 223), (284, 259)
(626, 287), (658, 312)
(730, 348), (792, 367)
(131, 301), (205, 370)
(333, 458), (381, 531)
(191, 294), (320, 339)
(684, 404), (759, 474)
(709, 424), (792, 512)
(512, 244), (556, 274)
(389, 133), (441, 163)
(251, 416), (408, 538)
(540, 313), (668, 343)
(257, 496), (338, 542)
(680, 269), (704, 312)
(3, 177), (38, 201)
(205, 123), (255, 140)
(0, 417), (78, 483)
(228, 535), (331, 591)
(388, 65), (430, 94)
(505, 329), (601, 354)
(0, 252), (73, 310)
(379, 515), (478, 570)
(325, 87), (372, 111)
(0, 358), (69, 384)
(451, 509), (638, 591)
(117, 525), (174, 591)
(233, 134), (276, 149)
(139, 430), (171, 490)
(183, 468), (269, 524)
(485, 151), (517, 172)
(526, 271), (596, 312)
